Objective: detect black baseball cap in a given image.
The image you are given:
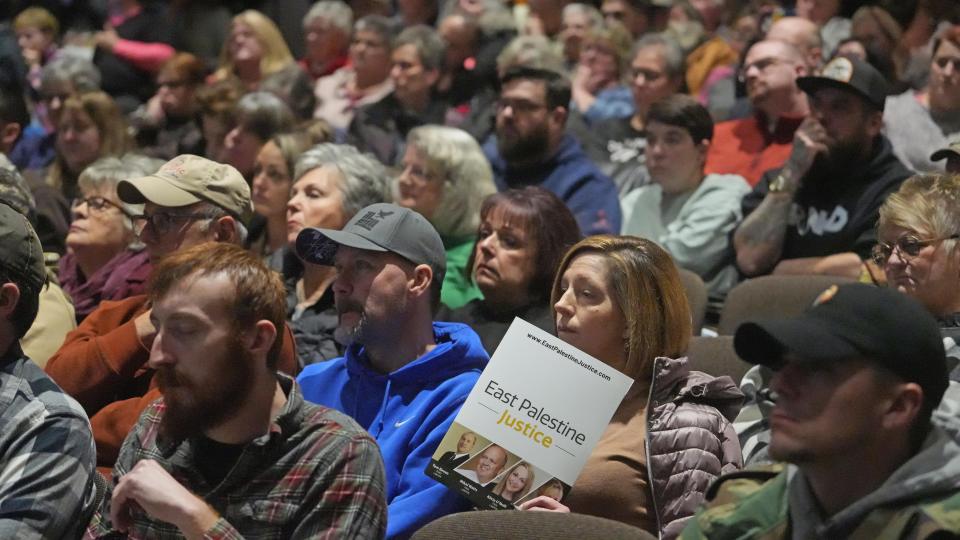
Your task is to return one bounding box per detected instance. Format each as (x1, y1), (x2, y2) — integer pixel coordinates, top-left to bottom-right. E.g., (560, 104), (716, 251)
(798, 56), (889, 111)
(734, 283), (948, 407)
(931, 141), (960, 162)
(0, 201), (45, 295)
(295, 203), (447, 274)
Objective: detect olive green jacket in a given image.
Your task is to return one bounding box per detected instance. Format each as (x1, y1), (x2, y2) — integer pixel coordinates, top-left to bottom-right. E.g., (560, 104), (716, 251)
(681, 418), (960, 540)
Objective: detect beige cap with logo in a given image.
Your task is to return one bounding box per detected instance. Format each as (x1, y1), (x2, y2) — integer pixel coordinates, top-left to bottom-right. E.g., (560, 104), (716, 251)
(117, 154), (253, 222)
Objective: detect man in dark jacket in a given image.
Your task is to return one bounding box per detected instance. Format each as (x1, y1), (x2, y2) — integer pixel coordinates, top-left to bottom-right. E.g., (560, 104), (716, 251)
(733, 56), (911, 278)
(483, 66), (621, 236)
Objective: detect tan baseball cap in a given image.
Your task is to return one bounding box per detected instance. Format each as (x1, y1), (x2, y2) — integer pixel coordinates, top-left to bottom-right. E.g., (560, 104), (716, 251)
(931, 140), (960, 162)
(117, 154), (252, 222)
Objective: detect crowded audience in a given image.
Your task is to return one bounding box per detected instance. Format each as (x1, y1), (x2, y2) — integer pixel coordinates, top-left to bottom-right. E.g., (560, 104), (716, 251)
(2, 2), (960, 539)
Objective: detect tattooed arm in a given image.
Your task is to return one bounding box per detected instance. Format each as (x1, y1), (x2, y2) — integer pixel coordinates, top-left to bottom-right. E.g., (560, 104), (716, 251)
(733, 117), (827, 277)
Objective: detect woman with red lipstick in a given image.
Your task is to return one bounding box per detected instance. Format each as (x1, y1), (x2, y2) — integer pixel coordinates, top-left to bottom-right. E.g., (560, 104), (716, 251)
(437, 187), (581, 356)
(520, 235), (743, 538)
(283, 143), (392, 364)
(58, 156), (157, 321)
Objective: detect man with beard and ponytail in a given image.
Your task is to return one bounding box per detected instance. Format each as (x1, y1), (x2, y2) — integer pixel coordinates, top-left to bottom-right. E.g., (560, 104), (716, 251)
(294, 203), (489, 539)
(482, 66), (621, 236)
(44, 155), (299, 473)
(85, 243), (388, 539)
(734, 56), (911, 279)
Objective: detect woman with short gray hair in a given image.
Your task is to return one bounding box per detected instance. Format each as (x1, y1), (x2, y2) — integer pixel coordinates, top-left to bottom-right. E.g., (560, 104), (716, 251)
(58, 155), (158, 321)
(398, 125), (496, 309)
(301, 1), (353, 80)
(284, 143), (392, 364)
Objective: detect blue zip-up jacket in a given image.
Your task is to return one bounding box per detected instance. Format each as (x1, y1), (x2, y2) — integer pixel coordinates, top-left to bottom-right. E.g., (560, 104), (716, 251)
(483, 133), (622, 236)
(297, 322), (489, 539)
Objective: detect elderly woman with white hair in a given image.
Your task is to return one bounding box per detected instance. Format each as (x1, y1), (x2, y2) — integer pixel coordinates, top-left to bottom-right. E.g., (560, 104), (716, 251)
(286, 143), (393, 363)
(57, 155), (159, 321)
(397, 125), (497, 309)
(300, 1), (353, 80)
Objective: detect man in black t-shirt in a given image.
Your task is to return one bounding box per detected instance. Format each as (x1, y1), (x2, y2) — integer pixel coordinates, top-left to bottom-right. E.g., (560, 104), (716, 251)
(734, 56), (911, 278)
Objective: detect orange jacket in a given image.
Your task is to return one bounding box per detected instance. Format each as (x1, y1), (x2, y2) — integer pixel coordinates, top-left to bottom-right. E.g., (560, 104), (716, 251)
(45, 295), (300, 470)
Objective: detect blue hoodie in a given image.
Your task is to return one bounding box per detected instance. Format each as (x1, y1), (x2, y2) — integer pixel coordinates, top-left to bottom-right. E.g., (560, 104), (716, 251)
(483, 133), (622, 236)
(297, 322), (489, 539)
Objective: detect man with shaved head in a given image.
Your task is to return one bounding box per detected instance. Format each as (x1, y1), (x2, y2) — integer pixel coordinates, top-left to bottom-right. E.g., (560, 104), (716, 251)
(767, 16), (823, 72)
(705, 40), (810, 185)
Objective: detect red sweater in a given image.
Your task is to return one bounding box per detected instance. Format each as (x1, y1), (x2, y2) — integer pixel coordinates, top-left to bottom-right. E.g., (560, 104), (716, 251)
(705, 113), (805, 186)
(45, 295), (300, 470)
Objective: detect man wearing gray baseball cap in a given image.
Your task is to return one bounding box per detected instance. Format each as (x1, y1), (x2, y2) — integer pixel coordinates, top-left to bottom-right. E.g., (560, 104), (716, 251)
(295, 203), (490, 539)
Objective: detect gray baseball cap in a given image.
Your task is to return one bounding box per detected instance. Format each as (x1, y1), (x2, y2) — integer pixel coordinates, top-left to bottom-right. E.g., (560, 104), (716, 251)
(295, 203), (446, 273)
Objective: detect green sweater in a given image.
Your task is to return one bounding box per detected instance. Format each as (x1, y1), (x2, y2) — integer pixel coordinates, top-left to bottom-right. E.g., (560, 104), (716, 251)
(440, 236), (482, 310)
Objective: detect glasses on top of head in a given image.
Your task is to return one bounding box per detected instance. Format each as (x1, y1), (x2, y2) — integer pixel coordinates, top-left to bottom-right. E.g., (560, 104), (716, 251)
(72, 196), (130, 216)
(131, 212), (214, 236)
(870, 234), (960, 266)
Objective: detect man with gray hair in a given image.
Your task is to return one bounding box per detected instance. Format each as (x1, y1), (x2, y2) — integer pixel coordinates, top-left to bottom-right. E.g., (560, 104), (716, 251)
(560, 3), (603, 66)
(347, 24), (448, 165)
(300, 0), (353, 80)
(45, 155), (300, 471)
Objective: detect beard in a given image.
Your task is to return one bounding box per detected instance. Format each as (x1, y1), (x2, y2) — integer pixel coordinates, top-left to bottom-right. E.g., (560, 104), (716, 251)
(334, 295), (374, 346)
(804, 134), (871, 189)
(156, 337), (255, 442)
(497, 121), (551, 164)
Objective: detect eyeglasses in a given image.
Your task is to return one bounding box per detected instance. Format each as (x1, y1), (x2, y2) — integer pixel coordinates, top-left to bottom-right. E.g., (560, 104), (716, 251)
(495, 99), (548, 115)
(738, 57), (786, 82)
(71, 196), (129, 216)
(870, 234), (960, 265)
(934, 57), (960, 72)
(132, 212), (214, 236)
(631, 67), (665, 83)
(158, 79), (189, 89)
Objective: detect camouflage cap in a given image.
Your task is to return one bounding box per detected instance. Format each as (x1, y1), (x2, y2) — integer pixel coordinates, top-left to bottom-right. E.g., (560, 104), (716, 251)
(0, 201), (45, 295)
(117, 155), (252, 222)
(931, 140), (960, 162)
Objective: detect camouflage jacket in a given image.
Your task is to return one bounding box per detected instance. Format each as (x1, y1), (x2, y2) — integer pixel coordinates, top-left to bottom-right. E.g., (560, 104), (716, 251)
(681, 421), (960, 540)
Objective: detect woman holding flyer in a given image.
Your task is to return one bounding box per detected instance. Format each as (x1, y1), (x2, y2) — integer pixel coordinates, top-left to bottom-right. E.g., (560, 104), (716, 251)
(520, 235), (744, 539)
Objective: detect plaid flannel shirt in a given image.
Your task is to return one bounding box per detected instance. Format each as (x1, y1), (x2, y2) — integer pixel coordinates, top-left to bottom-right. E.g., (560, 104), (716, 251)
(0, 344), (97, 539)
(85, 375), (388, 539)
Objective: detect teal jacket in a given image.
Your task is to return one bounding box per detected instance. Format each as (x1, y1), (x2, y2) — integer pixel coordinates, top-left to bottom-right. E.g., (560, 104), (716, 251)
(682, 415), (960, 539)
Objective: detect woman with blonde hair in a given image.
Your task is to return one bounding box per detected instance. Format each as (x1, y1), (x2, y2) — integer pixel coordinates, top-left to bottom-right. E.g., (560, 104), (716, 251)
(212, 10), (295, 90)
(876, 173), (960, 342)
(492, 461), (536, 504)
(520, 235), (743, 538)
(398, 125), (497, 309)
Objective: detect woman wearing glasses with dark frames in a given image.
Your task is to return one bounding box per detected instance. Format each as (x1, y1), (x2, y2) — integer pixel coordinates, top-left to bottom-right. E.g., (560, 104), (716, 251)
(876, 173), (960, 378)
(58, 156), (158, 322)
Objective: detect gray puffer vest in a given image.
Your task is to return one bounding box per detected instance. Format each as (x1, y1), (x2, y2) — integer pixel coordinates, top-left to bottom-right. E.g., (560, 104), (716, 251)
(645, 356), (744, 539)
